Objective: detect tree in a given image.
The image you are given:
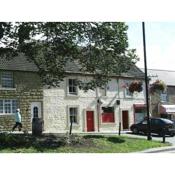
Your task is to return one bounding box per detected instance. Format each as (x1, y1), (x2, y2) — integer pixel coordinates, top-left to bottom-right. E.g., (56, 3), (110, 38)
(0, 22), (139, 89)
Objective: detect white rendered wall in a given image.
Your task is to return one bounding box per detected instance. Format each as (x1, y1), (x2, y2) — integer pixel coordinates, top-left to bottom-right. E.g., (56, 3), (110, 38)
(43, 75), (145, 133)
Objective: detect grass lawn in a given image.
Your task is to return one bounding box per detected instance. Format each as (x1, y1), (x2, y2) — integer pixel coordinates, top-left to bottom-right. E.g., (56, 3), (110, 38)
(0, 133), (171, 153)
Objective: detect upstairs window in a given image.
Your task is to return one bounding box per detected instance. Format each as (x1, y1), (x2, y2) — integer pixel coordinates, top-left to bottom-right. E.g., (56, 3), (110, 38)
(68, 79), (78, 95)
(160, 93), (167, 102)
(122, 80), (133, 98)
(99, 86), (107, 97)
(1, 72), (14, 88)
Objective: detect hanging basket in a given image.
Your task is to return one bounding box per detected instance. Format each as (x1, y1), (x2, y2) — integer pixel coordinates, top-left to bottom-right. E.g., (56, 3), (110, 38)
(129, 80), (143, 93)
(149, 80), (166, 94)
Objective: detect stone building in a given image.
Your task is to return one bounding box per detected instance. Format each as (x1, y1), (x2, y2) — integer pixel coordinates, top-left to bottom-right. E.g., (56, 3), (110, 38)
(0, 55), (146, 133)
(0, 54), (43, 131)
(146, 69), (175, 119)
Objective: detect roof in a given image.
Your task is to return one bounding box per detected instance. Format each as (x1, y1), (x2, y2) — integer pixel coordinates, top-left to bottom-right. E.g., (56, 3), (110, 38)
(122, 64), (144, 79)
(141, 68), (175, 86)
(0, 53), (38, 72)
(0, 54), (144, 78)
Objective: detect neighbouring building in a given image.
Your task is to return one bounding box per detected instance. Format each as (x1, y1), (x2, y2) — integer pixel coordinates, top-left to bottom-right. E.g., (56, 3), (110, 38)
(0, 54), (43, 131)
(145, 69), (175, 120)
(0, 55), (146, 133)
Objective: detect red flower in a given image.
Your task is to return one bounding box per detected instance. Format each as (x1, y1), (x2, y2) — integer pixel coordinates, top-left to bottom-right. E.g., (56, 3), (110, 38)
(129, 80), (143, 93)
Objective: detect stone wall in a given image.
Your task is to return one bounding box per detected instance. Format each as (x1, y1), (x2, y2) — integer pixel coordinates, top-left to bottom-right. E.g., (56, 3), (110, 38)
(0, 71), (43, 131)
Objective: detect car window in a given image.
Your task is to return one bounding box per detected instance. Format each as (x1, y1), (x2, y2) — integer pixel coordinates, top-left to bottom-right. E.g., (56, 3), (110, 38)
(142, 120), (147, 124)
(151, 119), (163, 125)
(160, 118), (173, 124)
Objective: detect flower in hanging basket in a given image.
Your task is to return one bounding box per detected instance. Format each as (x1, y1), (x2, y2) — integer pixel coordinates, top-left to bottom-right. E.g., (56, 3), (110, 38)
(149, 80), (166, 94)
(129, 80), (143, 93)
(121, 82), (128, 89)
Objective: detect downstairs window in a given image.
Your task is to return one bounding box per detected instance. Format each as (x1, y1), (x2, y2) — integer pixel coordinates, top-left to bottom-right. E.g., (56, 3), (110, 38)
(101, 107), (115, 123)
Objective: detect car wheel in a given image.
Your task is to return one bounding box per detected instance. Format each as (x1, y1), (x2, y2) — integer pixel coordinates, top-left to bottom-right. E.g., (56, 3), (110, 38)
(133, 128), (139, 134)
(170, 133), (175, 137)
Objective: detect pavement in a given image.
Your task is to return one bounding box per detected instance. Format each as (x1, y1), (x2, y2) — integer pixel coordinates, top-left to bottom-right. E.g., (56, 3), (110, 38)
(139, 145), (175, 153)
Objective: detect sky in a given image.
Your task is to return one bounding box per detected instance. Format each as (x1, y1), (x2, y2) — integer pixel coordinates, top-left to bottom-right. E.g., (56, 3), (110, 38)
(127, 22), (175, 71)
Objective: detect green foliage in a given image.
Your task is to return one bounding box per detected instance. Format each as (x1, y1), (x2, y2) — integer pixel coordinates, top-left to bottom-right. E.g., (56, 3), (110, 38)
(0, 134), (169, 153)
(149, 80), (166, 94)
(0, 22), (139, 90)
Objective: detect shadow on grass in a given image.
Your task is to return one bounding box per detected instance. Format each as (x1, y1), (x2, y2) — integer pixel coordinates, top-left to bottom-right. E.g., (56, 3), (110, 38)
(83, 135), (125, 144)
(107, 137), (125, 144)
(83, 135), (105, 139)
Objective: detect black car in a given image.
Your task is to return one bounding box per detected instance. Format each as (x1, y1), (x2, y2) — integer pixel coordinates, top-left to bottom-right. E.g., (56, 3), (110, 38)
(130, 117), (175, 136)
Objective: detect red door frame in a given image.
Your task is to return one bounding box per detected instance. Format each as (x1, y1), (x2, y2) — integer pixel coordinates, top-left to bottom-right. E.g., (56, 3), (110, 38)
(86, 111), (95, 132)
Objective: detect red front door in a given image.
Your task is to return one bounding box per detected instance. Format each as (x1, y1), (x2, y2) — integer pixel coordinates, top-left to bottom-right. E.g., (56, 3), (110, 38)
(86, 111), (95, 132)
(122, 110), (129, 130)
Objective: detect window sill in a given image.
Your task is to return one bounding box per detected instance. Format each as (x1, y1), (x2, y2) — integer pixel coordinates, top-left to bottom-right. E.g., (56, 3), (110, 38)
(0, 88), (16, 91)
(124, 96), (133, 99)
(101, 122), (115, 125)
(72, 123), (79, 126)
(0, 114), (15, 116)
(68, 123), (80, 128)
(66, 94), (79, 98)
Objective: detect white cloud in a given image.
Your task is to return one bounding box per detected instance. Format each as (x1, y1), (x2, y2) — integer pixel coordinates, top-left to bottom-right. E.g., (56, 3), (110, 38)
(136, 43), (175, 70)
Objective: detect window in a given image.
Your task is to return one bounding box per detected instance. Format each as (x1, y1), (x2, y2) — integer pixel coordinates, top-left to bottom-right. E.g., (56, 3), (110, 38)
(142, 120), (147, 124)
(0, 99), (17, 114)
(125, 88), (133, 97)
(33, 106), (39, 118)
(68, 79), (78, 95)
(101, 107), (115, 123)
(69, 107), (78, 124)
(1, 72), (14, 88)
(161, 93), (167, 102)
(123, 80), (133, 98)
(151, 119), (163, 125)
(99, 86), (107, 96)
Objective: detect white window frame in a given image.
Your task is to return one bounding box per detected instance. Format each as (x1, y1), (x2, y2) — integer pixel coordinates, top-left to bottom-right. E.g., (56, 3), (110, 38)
(123, 80), (133, 98)
(160, 93), (167, 102)
(67, 106), (79, 125)
(1, 71), (14, 88)
(67, 78), (78, 96)
(98, 86), (107, 97)
(0, 99), (17, 115)
(124, 88), (133, 98)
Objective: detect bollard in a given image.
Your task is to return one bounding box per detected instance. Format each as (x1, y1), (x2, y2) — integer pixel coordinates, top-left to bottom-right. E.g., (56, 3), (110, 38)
(69, 116), (73, 135)
(162, 127), (166, 143)
(118, 122), (121, 136)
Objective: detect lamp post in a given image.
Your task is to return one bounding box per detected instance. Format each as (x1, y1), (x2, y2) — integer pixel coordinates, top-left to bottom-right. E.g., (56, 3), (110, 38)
(142, 22), (152, 140)
(116, 100), (121, 135)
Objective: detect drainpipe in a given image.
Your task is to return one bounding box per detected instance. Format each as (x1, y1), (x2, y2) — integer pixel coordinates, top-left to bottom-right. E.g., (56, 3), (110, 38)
(96, 87), (100, 132)
(117, 78), (121, 135)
